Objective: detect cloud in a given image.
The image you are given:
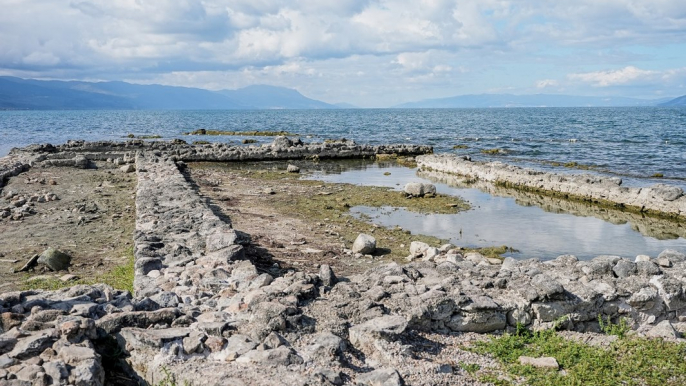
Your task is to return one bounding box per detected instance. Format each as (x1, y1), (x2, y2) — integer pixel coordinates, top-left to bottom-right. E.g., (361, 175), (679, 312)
(568, 66), (659, 87)
(1, 0), (686, 105)
(536, 79), (559, 89)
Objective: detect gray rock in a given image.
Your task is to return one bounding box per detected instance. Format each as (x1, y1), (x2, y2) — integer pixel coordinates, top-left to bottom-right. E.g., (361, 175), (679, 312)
(658, 249), (686, 264)
(636, 261), (661, 276)
(446, 311), (506, 333)
(287, 164), (300, 173)
(651, 184), (683, 201)
(319, 264), (337, 287)
(36, 248), (71, 271)
(613, 259), (637, 278)
(356, 368), (403, 386)
(15, 364), (43, 382)
(223, 334), (257, 361)
(531, 274), (564, 300)
(349, 316), (407, 348)
(120, 164), (136, 173)
(7, 331), (56, 360)
(182, 330), (207, 355)
(646, 320), (678, 339)
(404, 182), (436, 197)
(42, 361), (69, 385)
(352, 234), (376, 255)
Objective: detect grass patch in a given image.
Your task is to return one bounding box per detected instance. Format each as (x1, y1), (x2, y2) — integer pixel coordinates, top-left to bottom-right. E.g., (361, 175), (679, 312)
(471, 323), (686, 386)
(461, 363), (481, 375)
(184, 129), (298, 136)
(466, 245), (517, 258)
(22, 247), (135, 293)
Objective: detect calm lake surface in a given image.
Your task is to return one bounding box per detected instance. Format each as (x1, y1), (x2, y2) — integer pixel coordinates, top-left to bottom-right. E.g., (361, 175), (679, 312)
(307, 161), (686, 261)
(1, 108), (685, 259)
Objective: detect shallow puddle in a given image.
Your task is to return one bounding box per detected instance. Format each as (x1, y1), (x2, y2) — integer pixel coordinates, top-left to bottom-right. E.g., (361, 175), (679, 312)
(306, 161), (686, 260)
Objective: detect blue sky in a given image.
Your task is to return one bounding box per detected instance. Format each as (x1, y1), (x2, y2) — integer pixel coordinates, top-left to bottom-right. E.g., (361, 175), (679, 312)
(1, 0), (685, 107)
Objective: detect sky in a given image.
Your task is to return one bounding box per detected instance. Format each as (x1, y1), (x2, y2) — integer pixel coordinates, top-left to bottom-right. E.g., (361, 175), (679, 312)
(1, 0), (685, 107)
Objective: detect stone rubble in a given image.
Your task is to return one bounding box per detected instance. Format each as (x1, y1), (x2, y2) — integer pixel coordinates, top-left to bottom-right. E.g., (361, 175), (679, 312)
(0, 139), (685, 385)
(417, 153), (686, 219)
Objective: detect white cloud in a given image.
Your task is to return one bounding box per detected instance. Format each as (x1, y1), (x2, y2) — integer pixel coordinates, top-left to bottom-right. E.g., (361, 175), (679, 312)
(536, 79), (559, 89)
(1, 0), (686, 105)
(568, 66), (659, 87)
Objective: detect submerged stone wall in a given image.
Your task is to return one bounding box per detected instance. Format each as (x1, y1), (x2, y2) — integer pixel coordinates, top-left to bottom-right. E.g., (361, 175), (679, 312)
(417, 154), (686, 219)
(2, 140), (686, 385)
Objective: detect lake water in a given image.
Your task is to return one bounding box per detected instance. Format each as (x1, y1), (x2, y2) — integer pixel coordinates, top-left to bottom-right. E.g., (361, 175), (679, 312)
(306, 161), (686, 261)
(1, 108), (685, 187)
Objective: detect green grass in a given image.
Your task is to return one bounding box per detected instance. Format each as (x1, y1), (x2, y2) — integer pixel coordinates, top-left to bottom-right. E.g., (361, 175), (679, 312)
(22, 247), (135, 293)
(471, 323), (686, 386)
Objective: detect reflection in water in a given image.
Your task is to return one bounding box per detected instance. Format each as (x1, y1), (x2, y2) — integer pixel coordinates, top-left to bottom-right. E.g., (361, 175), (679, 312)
(306, 161), (686, 261)
(417, 170), (686, 241)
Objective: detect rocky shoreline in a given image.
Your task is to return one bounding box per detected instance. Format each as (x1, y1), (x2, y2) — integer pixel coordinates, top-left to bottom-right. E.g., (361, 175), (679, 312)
(1, 139), (685, 385)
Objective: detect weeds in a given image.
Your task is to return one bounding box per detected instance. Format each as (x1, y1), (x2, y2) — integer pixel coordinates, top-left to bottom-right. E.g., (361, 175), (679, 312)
(598, 315), (631, 338)
(471, 321), (686, 386)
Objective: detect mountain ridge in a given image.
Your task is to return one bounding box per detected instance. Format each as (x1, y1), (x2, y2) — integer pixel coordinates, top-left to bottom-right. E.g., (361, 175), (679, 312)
(0, 77), (337, 110)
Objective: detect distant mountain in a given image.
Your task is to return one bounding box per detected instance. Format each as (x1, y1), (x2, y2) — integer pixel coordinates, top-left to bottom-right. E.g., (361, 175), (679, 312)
(659, 95), (686, 107)
(0, 77), (337, 110)
(218, 85), (336, 109)
(394, 94), (665, 108)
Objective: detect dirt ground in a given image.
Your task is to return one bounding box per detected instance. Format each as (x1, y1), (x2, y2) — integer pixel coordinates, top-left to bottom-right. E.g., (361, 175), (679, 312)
(0, 162), (136, 292)
(185, 161), (468, 277)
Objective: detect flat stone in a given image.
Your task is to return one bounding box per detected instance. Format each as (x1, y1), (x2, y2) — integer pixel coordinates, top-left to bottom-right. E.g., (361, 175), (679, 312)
(8, 330), (56, 360)
(519, 356), (559, 369)
(95, 308), (180, 334)
(349, 315), (407, 348)
(356, 368), (403, 386)
(646, 320), (678, 339)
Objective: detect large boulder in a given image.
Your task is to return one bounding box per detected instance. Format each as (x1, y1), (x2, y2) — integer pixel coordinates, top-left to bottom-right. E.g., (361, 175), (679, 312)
(37, 248), (72, 271)
(352, 234), (376, 255)
(404, 183), (436, 197)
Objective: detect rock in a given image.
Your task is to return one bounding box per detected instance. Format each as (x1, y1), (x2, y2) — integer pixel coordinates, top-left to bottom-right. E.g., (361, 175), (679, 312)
(182, 330), (207, 354)
(651, 184), (683, 201)
(352, 234), (376, 255)
(356, 368), (403, 386)
(518, 356), (559, 369)
(59, 274), (79, 282)
(409, 241), (430, 258)
(658, 249), (686, 264)
(404, 182), (436, 197)
(95, 308), (180, 334)
(635, 255), (651, 263)
(447, 311), (506, 333)
(36, 248), (71, 271)
(222, 334), (257, 361)
(636, 261), (661, 276)
(319, 264), (337, 287)
(286, 164), (300, 173)
(8, 330), (56, 360)
(120, 164), (136, 173)
(613, 260), (637, 278)
(646, 320), (678, 339)
(349, 316), (407, 348)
